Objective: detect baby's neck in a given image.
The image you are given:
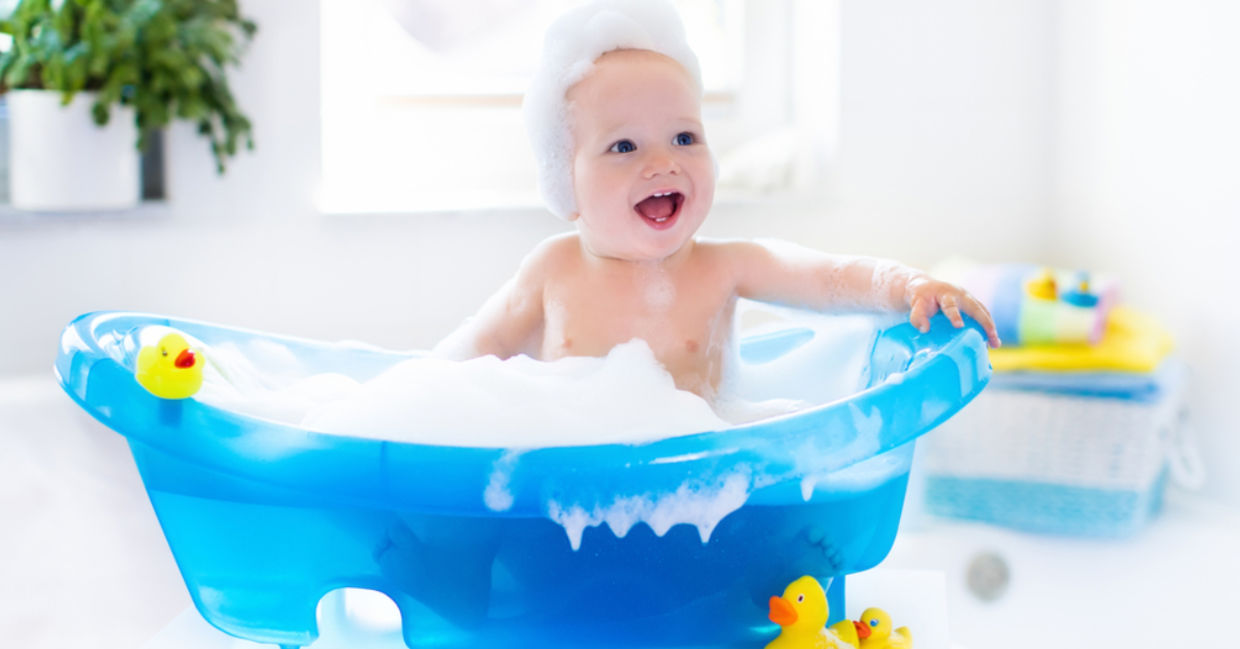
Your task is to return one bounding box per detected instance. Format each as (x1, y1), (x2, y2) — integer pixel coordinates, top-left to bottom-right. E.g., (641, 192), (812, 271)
(578, 236), (698, 273)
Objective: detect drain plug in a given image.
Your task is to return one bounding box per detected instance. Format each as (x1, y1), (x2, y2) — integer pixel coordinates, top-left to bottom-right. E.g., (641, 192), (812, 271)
(966, 551), (1010, 602)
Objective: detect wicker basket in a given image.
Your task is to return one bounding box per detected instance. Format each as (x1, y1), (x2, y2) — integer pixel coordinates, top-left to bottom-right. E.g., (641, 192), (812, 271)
(920, 363), (1202, 536)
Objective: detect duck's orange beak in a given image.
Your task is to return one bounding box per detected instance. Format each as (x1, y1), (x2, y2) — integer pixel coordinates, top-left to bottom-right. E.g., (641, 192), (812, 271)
(174, 349), (197, 369)
(768, 596), (797, 626)
(855, 620), (871, 639)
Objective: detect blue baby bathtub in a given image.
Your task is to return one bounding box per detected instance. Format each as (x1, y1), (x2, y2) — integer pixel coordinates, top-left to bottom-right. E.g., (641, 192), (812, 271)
(56, 310), (990, 649)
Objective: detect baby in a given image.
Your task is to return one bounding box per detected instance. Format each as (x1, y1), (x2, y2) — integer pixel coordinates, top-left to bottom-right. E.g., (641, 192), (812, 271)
(438, 0), (1000, 404)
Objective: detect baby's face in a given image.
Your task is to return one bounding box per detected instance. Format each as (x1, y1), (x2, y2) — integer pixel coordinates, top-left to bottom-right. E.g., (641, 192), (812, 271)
(567, 49), (714, 262)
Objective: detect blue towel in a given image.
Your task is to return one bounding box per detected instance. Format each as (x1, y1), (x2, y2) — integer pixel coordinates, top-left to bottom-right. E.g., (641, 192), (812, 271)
(986, 360), (1183, 403)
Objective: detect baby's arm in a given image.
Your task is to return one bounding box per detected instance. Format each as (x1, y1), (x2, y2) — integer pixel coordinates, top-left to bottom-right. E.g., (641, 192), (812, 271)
(724, 240), (1001, 347)
(431, 243), (549, 360)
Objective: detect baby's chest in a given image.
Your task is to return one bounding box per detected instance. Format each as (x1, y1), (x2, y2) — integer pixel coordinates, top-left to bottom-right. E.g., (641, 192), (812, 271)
(541, 283), (735, 363)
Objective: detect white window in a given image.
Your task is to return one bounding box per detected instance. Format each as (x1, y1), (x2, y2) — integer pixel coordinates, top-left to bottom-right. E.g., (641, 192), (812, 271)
(319, 0), (837, 214)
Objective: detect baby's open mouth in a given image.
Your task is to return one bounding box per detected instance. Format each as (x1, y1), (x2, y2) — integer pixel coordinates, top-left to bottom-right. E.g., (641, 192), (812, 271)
(634, 191), (684, 229)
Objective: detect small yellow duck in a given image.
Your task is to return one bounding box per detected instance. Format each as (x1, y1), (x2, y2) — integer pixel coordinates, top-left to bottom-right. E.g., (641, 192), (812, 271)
(855, 607), (912, 649)
(1025, 267), (1058, 300)
(766, 575), (863, 649)
(136, 332), (204, 399)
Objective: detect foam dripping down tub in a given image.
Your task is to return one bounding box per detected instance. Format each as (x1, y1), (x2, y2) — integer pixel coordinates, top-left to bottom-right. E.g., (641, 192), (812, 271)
(55, 310), (990, 648)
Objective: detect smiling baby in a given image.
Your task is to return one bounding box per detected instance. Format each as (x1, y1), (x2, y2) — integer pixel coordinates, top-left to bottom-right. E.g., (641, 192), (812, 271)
(436, 0), (1000, 404)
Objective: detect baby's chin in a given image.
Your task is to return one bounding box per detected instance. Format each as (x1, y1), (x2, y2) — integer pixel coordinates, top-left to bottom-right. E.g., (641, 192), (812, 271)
(574, 203), (708, 261)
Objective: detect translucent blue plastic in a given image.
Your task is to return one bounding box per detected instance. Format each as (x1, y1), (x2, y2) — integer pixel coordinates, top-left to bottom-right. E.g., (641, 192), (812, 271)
(56, 310), (990, 649)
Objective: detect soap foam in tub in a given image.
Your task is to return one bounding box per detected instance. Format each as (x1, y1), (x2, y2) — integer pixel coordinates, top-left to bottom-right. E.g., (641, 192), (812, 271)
(190, 321), (887, 549)
(197, 339), (800, 447)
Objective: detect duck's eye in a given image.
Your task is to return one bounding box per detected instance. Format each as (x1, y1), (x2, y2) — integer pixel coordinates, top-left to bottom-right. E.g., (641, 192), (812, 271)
(609, 139), (636, 153)
(870, 619), (879, 627)
(674, 132), (695, 146)
(160, 347), (167, 357)
(796, 594), (804, 603)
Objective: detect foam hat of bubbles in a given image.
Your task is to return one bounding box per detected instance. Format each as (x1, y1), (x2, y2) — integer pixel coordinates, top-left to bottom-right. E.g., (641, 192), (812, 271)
(523, 0), (704, 220)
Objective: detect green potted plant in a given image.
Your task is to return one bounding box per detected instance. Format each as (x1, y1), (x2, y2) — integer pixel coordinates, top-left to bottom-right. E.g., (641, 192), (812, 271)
(0, 0), (256, 210)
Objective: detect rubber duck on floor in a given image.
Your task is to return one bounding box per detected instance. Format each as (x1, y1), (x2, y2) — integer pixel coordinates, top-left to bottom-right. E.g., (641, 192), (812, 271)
(855, 607), (912, 649)
(766, 575), (864, 649)
(136, 332), (204, 399)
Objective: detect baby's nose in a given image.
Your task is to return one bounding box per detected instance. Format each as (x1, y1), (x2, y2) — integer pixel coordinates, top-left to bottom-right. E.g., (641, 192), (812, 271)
(641, 151), (680, 178)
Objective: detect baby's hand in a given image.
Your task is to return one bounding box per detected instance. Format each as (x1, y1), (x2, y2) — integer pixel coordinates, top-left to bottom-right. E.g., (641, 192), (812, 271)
(906, 276), (1002, 348)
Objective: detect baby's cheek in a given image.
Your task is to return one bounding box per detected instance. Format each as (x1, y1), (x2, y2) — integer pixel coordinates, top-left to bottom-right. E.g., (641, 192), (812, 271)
(572, 160), (608, 205)
(570, 155), (589, 198)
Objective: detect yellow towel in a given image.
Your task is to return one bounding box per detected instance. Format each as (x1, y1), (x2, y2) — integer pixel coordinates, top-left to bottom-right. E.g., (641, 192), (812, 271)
(989, 307), (1173, 373)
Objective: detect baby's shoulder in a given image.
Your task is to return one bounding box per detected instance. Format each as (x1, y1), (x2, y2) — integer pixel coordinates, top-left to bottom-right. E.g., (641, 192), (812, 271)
(691, 238), (769, 268)
(693, 238), (755, 255)
(525, 232), (581, 269)
(513, 232), (582, 284)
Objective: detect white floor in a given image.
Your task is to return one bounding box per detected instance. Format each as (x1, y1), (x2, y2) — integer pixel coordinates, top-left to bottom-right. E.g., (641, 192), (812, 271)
(1, 376), (190, 649)
(5, 374), (1238, 649)
(887, 493), (1240, 649)
(140, 571), (949, 649)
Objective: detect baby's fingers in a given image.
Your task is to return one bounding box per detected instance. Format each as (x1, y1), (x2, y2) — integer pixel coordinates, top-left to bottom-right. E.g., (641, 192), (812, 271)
(909, 294), (937, 332)
(940, 294), (965, 328)
(960, 294), (1002, 347)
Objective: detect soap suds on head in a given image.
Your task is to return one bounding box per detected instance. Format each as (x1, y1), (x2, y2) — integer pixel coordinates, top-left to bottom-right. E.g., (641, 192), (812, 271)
(523, 0), (702, 219)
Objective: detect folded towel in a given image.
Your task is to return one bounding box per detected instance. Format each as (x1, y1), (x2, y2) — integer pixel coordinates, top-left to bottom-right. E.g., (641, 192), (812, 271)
(988, 359), (1183, 402)
(987, 306), (1174, 373)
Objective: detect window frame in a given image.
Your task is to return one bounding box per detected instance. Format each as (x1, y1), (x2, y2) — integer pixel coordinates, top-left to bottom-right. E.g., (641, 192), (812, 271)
(317, 0), (839, 216)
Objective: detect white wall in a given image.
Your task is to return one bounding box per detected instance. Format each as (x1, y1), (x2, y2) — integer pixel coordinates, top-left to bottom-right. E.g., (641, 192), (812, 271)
(833, 0), (1057, 261)
(0, 0), (1055, 379)
(1053, 0), (1240, 505)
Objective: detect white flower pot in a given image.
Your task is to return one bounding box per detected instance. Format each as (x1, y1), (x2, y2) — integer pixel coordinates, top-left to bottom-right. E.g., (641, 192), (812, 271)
(7, 89), (140, 211)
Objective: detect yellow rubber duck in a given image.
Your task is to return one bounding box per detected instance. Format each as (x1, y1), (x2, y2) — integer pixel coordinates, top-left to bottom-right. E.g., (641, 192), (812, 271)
(136, 332), (204, 399)
(766, 575), (863, 649)
(1025, 267), (1058, 300)
(855, 607), (912, 649)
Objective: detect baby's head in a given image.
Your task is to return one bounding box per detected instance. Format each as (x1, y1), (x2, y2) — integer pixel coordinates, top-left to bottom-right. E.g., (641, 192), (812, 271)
(524, 0), (715, 260)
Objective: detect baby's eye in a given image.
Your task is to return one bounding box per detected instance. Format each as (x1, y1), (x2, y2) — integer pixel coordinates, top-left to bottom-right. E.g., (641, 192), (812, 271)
(673, 132), (695, 146)
(609, 140), (636, 154)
